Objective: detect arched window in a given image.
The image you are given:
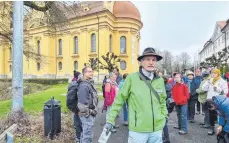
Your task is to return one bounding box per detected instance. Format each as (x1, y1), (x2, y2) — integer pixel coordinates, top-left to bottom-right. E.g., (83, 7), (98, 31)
(91, 33), (96, 52)
(9, 65), (12, 72)
(37, 63), (40, 71)
(74, 36), (78, 54)
(59, 39), (62, 55)
(74, 61), (78, 70)
(58, 62), (62, 70)
(37, 40), (40, 55)
(120, 61), (127, 70)
(109, 35), (112, 52)
(120, 36), (126, 54)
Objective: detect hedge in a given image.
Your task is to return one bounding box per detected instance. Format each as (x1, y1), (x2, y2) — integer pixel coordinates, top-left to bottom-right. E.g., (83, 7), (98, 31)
(0, 78), (68, 85)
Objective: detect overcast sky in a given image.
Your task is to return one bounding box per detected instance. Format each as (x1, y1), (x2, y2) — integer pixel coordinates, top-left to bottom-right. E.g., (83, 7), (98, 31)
(133, 1), (229, 59)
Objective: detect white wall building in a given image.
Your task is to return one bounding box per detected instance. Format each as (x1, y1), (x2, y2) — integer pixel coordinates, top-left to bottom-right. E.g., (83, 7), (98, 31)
(199, 20), (229, 63)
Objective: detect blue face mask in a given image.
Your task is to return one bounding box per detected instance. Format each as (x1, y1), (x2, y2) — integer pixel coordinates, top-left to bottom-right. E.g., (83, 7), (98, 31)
(187, 79), (193, 83)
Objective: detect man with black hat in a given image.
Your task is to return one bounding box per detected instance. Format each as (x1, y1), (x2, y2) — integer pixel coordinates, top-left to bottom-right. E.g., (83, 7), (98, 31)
(103, 47), (168, 143)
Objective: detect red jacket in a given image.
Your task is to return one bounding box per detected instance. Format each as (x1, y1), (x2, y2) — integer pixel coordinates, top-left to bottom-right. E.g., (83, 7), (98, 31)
(172, 83), (190, 105)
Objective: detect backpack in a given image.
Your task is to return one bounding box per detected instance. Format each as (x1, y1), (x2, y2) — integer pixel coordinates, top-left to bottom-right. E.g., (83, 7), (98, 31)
(66, 81), (79, 113)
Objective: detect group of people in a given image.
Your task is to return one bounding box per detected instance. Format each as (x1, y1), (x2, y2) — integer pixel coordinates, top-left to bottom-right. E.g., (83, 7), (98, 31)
(68, 47), (229, 143)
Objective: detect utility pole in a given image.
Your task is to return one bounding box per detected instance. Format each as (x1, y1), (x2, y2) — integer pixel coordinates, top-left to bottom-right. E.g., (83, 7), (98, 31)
(12, 1), (24, 113)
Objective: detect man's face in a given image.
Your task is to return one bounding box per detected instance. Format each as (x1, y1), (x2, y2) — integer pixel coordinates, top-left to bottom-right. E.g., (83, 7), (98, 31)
(113, 69), (118, 76)
(188, 75), (194, 80)
(141, 56), (157, 72)
(174, 75), (181, 83)
(84, 67), (94, 79)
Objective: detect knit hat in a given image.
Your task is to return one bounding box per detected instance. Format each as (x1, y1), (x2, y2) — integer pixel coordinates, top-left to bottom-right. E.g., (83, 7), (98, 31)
(202, 71), (210, 78)
(212, 69), (221, 76)
(186, 71), (194, 76)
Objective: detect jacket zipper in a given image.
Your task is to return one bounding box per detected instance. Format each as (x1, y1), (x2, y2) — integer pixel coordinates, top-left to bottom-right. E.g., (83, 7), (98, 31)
(135, 111), (137, 126)
(150, 81), (155, 131)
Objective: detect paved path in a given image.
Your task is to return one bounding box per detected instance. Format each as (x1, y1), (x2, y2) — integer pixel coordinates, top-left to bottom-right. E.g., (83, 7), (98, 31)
(93, 101), (217, 143)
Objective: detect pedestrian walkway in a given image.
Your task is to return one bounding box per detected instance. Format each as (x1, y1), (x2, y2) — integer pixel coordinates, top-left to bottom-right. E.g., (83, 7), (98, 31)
(93, 100), (217, 143)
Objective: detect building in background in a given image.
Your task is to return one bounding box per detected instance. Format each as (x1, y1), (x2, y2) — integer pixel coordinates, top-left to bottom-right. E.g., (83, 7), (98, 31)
(199, 20), (229, 64)
(0, 1), (143, 80)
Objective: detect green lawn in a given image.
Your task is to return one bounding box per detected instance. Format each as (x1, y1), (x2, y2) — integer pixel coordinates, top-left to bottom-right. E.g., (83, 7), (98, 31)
(0, 83), (103, 118)
(0, 84), (69, 118)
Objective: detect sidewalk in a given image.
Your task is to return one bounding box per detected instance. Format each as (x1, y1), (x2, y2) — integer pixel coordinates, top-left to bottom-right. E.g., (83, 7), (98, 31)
(93, 100), (217, 143)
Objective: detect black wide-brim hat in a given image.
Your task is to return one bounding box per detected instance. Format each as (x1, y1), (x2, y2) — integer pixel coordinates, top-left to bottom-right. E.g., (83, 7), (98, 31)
(137, 47), (163, 61)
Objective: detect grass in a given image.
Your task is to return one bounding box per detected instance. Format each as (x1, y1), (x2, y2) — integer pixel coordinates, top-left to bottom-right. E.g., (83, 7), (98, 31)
(0, 84), (69, 118)
(0, 83), (104, 118)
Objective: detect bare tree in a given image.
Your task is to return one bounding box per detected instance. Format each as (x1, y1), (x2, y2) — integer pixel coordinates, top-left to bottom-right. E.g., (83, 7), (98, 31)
(85, 52), (122, 73)
(179, 52), (191, 71)
(173, 55), (181, 72)
(160, 50), (173, 74)
(0, 1), (80, 65)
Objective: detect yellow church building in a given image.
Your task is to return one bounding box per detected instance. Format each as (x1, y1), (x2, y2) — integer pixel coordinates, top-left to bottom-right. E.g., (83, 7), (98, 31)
(0, 1), (143, 80)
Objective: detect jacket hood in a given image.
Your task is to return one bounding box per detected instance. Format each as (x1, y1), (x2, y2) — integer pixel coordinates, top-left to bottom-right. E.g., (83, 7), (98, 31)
(212, 95), (227, 109)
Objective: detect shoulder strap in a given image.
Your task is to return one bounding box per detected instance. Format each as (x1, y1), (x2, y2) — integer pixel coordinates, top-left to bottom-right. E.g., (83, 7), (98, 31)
(138, 72), (161, 104)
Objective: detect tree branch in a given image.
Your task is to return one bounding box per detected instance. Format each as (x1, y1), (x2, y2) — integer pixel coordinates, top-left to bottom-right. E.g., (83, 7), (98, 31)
(0, 32), (12, 42)
(24, 1), (53, 12)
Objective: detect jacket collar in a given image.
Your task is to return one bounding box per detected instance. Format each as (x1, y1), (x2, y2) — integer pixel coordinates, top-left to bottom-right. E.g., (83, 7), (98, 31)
(138, 66), (160, 81)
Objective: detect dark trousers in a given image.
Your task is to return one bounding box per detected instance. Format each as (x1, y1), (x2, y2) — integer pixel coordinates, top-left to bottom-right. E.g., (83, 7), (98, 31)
(206, 101), (218, 127)
(188, 99), (197, 120)
(163, 118), (170, 142)
(203, 101), (210, 125)
(74, 113), (82, 140)
(197, 101), (204, 112)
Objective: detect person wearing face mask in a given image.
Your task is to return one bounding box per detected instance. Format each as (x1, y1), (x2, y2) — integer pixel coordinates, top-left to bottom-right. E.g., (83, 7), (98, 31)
(202, 69), (228, 135)
(103, 47), (168, 143)
(185, 71), (199, 123)
(172, 73), (190, 135)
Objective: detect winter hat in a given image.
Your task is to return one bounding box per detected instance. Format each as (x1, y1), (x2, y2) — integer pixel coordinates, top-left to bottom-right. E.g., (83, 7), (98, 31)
(186, 71), (194, 76)
(212, 69), (221, 77)
(202, 71), (210, 78)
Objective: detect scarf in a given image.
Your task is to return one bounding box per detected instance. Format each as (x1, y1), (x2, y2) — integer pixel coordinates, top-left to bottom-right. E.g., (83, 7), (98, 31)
(212, 69), (221, 85)
(212, 77), (221, 85)
(187, 79), (192, 93)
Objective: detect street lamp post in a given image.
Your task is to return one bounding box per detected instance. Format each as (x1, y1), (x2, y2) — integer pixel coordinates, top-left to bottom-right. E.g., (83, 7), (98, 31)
(12, 1), (24, 112)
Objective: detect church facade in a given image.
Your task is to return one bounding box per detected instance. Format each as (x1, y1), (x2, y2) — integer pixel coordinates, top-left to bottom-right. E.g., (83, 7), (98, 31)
(0, 1), (143, 79)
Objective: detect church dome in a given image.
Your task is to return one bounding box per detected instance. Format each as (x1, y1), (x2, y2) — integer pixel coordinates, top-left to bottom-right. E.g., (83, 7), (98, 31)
(113, 1), (141, 22)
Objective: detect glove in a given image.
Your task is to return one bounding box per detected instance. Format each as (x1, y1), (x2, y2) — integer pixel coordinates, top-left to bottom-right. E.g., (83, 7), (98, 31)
(104, 123), (113, 135)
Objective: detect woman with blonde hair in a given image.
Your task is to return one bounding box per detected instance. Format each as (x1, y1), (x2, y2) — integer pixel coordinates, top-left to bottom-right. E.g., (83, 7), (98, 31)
(202, 69), (228, 135)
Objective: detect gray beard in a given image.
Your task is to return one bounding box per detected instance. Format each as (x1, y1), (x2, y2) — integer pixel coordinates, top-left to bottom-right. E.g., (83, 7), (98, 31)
(142, 68), (154, 80)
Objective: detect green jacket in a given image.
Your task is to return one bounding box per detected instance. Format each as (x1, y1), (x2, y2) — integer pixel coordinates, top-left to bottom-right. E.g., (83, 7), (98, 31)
(107, 72), (167, 132)
(196, 79), (208, 103)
